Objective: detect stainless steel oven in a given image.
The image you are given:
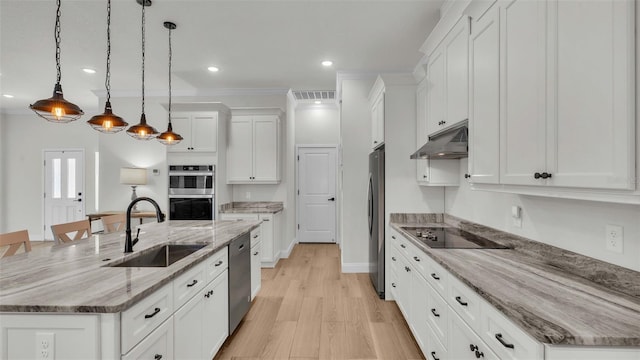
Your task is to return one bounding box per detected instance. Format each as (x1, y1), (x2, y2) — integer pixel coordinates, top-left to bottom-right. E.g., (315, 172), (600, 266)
(168, 165), (215, 220)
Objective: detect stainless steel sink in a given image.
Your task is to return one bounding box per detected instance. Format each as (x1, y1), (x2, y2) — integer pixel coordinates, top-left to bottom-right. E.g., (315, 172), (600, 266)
(108, 244), (207, 267)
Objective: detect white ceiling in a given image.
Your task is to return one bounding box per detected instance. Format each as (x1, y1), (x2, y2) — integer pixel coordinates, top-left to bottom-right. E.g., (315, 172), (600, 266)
(0, 0), (443, 114)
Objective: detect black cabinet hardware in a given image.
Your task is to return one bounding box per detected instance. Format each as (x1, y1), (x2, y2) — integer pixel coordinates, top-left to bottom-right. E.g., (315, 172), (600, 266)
(144, 307), (161, 319)
(262, 218), (270, 221)
(391, 257), (396, 261)
(214, 260), (223, 267)
(391, 236), (396, 239)
(187, 280), (198, 287)
(464, 174), (471, 179)
(431, 308), (440, 317)
(495, 333), (515, 349)
(423, 175), (427, 178)
(400, 244), (406, 248)
(431, 351), (440, 360)
(328, 197), (335, 201)
(431, 273), (440, 280)
(204, 290), (214, 298)
(374, 141), (378, 144)
(455, 296), (468, 306)
(541, 172), (552, 179)
(534, 172), (542, 179)
(476, 350), (484, 358)
(154, 354), (163, 360)
(254, 251), (259, 256)
(391, 283), (396, 288)
(253, 234), (259, 238)
(404, 266), (411, 272)
(470, 344), (478, 352)
(413, 256), (421, 262)
(535, 172), (552, 179)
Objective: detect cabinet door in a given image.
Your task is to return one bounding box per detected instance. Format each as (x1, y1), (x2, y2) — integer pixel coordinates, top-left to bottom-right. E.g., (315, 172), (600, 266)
(449, 311), (500, 360)
(259, 214), (274, 264)
(227, 116), (253, 183)
(397, 257), (412, 319)
(173, 290), (204, 360)
(546, 0), (635, 189)
(122, 319), (174, 360)
(191, 114), (217, 152)
(416, 79), (430, 183)
(499, 0), (547, 186)
(410, 272), (429, 353)
(253, 116), (279, 182)
(168, 114), (192, 152)
(251, 241), (262, 300)
(469, 7), (501, 184)
(445, 16), (470, 126)
(203, 270), (229, 360)
(427, 48), (445, 135)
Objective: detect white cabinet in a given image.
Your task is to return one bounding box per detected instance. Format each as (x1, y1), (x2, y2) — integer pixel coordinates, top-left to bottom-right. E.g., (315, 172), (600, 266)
(227, 114), (281, 184)
(168, 112), (218, 152)
(426, 16), (470, 135)
(416, 78), (460, 186)
(220, 212), (282, 268)
(468, 6), (500, 184)
(449, 310), (500, 360)
(122, 318), (174, 360)
(173, 291), (204, 360)
(499, 0), (635, 189)
(369, 78), (385, 149)
(250, 227), (262, 301)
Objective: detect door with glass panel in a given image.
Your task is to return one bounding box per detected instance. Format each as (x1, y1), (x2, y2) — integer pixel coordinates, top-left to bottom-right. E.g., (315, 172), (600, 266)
(44, 150), (85, 240)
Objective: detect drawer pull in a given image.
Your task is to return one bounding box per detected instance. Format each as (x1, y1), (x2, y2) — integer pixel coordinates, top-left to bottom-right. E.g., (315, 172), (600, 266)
(455, 296), (468, 306)
(214, 260), (223, 267)
(154, 354), (163, 360)
(254, 251), (259, 256)
(495, 333), (515, 349)
(431, 308), (440, 317)
(144, 307), (161, 319)
(253, 234), (259, 238)
(392, 283), (396, 288)
(413, 256), (420, 262)
(187, 280), (198, 287)
(400, 244), (406, 248)
(392, 236), (396, 239)
(476, 350), (484, 358)
(391, 257), (396, 261)
(431, 273), (440, 280)
(470, 344), (478, 352)
(430, 351), (439, 360)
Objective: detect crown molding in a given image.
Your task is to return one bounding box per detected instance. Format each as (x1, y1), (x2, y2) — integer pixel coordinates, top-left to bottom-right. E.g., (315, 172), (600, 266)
(92, 87), (290, 99)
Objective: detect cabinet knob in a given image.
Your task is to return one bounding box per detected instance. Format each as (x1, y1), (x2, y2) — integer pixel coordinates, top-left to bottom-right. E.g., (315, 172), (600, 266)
(541, 172), (552, 179)
(464, 174), (471, 179)
(534, 172), (542, 179)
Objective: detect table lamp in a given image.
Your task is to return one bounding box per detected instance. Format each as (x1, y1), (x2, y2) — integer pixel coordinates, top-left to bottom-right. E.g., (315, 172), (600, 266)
(120, 167), (147, 212)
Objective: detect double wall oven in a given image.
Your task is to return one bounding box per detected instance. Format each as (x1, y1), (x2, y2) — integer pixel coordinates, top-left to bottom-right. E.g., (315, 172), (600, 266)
(168, 165), (215, 220)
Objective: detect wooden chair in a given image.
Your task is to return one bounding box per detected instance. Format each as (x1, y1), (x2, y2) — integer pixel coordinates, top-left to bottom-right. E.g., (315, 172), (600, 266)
(0, 230), (32, 258)
(101, 214), (126, 233)
(51, 220), (91, 243)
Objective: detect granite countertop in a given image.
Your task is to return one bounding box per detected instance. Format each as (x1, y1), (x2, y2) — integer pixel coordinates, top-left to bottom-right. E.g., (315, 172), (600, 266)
(0, 220), (260, 313)
(389, 214), (640, 347)
(219, 201), (283, 214)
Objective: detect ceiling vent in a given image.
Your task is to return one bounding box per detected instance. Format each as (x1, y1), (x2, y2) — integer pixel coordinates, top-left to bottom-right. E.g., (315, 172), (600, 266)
(293, 90), (336, 101)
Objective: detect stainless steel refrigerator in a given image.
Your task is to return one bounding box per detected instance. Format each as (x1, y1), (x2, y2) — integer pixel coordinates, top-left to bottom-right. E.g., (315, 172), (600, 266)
(368, 146), (385, 298)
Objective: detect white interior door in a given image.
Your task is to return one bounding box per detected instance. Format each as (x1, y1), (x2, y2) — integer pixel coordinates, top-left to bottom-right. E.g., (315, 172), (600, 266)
(44, 150), (85, 240)
(297, 146), (337, 243)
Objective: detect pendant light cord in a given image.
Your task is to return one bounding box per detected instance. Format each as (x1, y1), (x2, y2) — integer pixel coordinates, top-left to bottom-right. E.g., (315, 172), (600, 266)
(55, 0), (62, 84)
(105, 0), (112, 103)
(168, 25), (172, 124)
(141, 0), (146, 114)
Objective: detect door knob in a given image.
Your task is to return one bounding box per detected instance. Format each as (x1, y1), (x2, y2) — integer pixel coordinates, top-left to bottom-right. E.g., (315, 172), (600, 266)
(328, 197), (335, 201)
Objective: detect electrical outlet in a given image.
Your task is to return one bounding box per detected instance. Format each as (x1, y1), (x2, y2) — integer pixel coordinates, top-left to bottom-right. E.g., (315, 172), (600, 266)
(511, 205), (522, 228)
(605, 224), (624, 254)
(36, 332), (55, 360)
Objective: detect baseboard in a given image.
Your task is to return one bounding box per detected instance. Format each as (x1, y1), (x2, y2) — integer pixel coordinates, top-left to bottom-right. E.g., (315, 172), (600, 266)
(279, 237), (296, 259)
(341, 262), (370, 273)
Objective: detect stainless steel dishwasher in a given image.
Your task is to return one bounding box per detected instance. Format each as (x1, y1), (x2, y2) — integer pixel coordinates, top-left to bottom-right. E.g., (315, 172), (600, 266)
(228, 232), (251, 334)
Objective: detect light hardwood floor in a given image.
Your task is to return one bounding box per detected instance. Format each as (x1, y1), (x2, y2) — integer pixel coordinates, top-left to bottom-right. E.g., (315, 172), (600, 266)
(214, 243), (424, 360)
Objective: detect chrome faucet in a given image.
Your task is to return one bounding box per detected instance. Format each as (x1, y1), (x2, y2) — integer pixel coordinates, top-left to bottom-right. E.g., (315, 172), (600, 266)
(124, 197), (166, 253)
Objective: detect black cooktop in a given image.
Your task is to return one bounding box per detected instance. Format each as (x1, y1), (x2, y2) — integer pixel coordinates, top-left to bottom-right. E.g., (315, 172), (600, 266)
(401, 226), (509, 249)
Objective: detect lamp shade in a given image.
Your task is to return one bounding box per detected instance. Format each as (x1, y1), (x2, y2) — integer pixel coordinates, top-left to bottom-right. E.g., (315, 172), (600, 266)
(120, 167), (147, 185)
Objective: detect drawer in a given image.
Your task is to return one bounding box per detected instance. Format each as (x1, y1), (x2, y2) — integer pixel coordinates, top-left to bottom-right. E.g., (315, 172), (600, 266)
(425, 320), (447, 360)
(425, 256), (448, 299)
(205, 246), (228, 283)
(121, 282), (173, 354)
(250, 226), (261, 248)
(427, 286), (449, 347)
(122, 318), (174, 360)
(220, 213), (259, 221)
(390, 230), (411, 259)
(447, 274), (482, 334)
(481, 301), (543, 360)
(388, 244), (400, 274)
(406, 241), (429, 281)
(173, 260), (207, 310)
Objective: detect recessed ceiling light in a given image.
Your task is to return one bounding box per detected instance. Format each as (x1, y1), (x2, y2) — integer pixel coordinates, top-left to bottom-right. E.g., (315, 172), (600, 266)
(3, 94), (14, 98)
(321, 60), (333, 67)
(314, 100), (321, 104)
(207, 66), (219, 72)
(83, 68), (96, 74)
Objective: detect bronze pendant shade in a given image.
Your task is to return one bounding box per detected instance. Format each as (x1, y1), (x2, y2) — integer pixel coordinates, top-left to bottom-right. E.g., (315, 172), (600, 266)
(157, 21), (183, 146)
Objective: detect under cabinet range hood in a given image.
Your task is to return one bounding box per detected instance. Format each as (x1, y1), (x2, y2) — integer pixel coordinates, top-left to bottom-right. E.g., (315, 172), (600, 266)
(410, 120), (468, 159)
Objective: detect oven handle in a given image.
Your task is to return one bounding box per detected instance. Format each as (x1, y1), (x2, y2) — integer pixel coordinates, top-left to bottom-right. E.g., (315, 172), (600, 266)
(169, 195), (214, 199)
(168, 171), (213, 176)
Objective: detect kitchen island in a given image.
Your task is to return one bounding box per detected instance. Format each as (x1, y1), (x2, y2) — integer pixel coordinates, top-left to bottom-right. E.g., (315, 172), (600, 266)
(0, 219), (260, 359)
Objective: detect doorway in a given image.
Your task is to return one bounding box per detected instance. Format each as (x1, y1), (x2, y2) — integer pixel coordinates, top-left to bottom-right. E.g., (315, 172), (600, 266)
(43, 149), (85, 240)
(296, 145), (337, 243)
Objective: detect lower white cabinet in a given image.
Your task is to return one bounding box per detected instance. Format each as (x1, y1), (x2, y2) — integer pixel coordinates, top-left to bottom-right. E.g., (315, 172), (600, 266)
(202, 270), (229, 359)
(123, 318), (174, 360)
(449, 310), (500, 360)
(220, 212), (281, 267)
(250, 226), (262, 301)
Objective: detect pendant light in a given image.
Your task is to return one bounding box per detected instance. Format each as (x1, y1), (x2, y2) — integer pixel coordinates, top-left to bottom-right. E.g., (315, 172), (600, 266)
(30, 0), (84, 123)
(127, 0), (159, 140)
(87, 0), (128, 133)
(157, 21), (183, 145)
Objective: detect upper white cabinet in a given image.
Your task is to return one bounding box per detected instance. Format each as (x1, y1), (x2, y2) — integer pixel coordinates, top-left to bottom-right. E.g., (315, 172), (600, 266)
(499, 0), (635, 189)
(227, 110), (282, 184)
(369, 78), (385, 149)
(468, 6), (500, 184)
(168, 112), (218, 152)
(426, 16), (470, 135)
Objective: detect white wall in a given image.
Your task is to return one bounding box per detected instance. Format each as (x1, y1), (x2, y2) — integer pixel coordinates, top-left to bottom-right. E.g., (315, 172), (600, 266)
(0, 114), (5, 232)
(295, 105), (340, 144)
(446, 159), (640, 271)
(0, 113), (98, 238)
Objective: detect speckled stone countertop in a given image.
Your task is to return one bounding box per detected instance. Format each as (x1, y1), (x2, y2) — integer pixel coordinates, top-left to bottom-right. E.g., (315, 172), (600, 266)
(389, 213), (640, 346)
(219, 201), (283, 214)
(0, 220), (260, 313)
